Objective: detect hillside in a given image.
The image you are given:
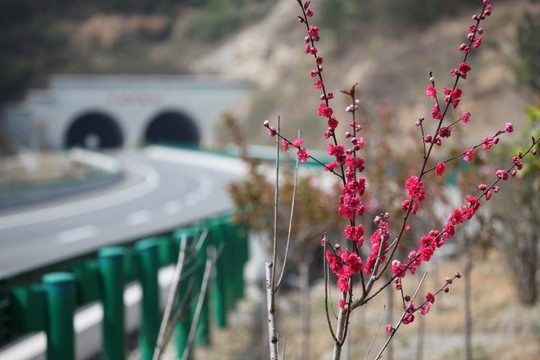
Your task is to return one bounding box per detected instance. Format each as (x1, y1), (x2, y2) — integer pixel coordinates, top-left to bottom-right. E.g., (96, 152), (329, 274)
(2, 0), (539, 149)
(190, 0), (540, 147)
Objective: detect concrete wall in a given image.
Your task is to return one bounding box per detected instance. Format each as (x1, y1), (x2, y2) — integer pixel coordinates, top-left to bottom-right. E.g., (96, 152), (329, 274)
(1, 75), (252, 150)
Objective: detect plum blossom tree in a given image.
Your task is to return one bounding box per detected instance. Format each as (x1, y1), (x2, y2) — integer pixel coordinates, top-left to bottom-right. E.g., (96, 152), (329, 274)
(249, 1), (538, 359)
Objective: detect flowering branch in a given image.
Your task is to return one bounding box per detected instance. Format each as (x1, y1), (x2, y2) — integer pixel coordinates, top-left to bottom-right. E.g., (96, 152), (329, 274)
(257, 0), (539, 359)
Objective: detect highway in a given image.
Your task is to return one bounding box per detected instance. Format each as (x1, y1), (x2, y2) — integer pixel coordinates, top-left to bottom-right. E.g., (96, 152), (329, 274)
(0, 147), (245, 280)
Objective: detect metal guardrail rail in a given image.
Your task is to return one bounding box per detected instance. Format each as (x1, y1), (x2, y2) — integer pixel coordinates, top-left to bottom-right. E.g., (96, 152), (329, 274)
(0, 213), (249, 360)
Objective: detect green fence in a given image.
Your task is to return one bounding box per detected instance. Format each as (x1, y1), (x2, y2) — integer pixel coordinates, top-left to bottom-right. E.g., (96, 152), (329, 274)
(0, 213), (249, 360)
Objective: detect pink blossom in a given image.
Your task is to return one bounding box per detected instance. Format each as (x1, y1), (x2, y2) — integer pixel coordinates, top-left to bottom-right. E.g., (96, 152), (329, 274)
(386, 325), (393, 334)
(282, 140), (289, 151)
(505, 122), (514, 133)
(426, 292), (436, 304)
(513, 156), (523, 170)
(328, 117), (338, 129)
(392, 260), (408, 279)
(439, 126), (452, 138)
(451, 88), (463, 109)
(463, 148), (474, 162)
(462, 112), (471, 124)
(402, 305), (416, 325)
(339, 299), (345, 309)
(324, 161), (338, 172)
(425, 85), (437, 98)
(318, 103), (334, 117)
(482, 136), (494, 149)
(297, 148), (309, 162)
(292, 138), (304, 148)
(308, 26), (320, 41)
(473, 36), (482, 48)
(327, 143), (345, 157)
(496, 169), (508, 180)
(405, 176), (426, 203)
(436, 161), (446, 176)
(431, 103), (443, 120)
(459, 62), (472, 79)
(337, 277), (349, 292)
(315, 80), (323, 89)
(345, 224), (364, 241)
(305, 7), (314, 17)
(420, 303), (431, 315)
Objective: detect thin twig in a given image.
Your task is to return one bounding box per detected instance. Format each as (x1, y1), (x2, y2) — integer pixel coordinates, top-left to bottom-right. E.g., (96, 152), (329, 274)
(271, 116), (281, 299)
(266, 262), (279, 360)
(322, 234), (339, 343)
(373, 273), (428, 360)
(152, 234), (188, 360)
(164, 277), (195, 346)
(365, 305), (386, 360)
(181, 246), (219, 360)
(276, 130), (301, 290)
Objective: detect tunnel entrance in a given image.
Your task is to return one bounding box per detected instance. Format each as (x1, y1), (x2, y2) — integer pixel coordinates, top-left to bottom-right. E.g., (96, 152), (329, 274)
(65, 112), (123, 149)
(144, 111), (200, 146)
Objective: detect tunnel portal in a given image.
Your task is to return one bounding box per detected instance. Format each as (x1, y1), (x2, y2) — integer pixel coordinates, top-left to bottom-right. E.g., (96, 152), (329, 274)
(144, 111), (200, 146)
(65, 112), (124, 149)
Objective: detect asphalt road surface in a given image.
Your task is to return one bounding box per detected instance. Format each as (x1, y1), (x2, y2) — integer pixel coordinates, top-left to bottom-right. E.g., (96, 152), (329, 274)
(0, 147), (245, 279)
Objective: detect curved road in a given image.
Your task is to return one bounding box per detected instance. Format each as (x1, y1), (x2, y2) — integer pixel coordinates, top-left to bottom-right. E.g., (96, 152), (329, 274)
(0, 147), (245, 279)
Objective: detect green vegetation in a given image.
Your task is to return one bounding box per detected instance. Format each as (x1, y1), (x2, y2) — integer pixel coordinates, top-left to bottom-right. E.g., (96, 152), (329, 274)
(0, 0), (272, 106)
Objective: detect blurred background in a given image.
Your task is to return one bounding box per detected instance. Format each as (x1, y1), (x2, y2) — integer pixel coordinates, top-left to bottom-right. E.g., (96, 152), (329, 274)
(1, 0), (539, 359)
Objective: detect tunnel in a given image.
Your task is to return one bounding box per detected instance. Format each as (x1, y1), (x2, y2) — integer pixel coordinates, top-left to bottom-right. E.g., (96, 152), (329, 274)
(65, 112), (124, 149)
(144, 111), (200, 146)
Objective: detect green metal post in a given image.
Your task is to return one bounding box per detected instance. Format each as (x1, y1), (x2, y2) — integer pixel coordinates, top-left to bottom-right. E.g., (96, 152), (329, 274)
(236, 222), (249, 300)
(157, 235), (175, 266)
(209, 218), (227, 328)
(70, 260), (100, 306)
(42, 272), (76, 360)
(193, 227), (209, 347)
(172, 227), (196, 359)
(135, 238), (160, 360)
(98, 246), (126, 360)
(9, 284), (46, 333)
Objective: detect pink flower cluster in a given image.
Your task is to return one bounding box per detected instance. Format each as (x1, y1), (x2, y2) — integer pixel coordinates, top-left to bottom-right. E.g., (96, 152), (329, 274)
(263, 1), (540, 316)
(326, 248), (363, 296)
(364, 217), (390, 276)
(405, 176), (426, 204)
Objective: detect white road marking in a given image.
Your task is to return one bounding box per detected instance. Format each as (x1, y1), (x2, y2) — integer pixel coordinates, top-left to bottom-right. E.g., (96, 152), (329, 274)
(0, 158), (160, 231)
(184, 192), (203, 207)
(57, 225), (98, 244)
(126, 209), (152, 226)
(163, 199), (183, 214)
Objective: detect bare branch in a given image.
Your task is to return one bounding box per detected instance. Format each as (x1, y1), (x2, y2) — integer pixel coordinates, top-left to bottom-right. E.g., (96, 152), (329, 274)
(365, 305), (386, 360)
(266, 262), (279, 360)
(181, 247), (219, 360)
(152, 234), (188, 360)
(276, 130), (301, 290)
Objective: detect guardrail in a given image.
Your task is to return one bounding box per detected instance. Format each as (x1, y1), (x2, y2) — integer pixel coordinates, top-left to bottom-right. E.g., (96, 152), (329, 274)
(0, 213), (249, 360)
